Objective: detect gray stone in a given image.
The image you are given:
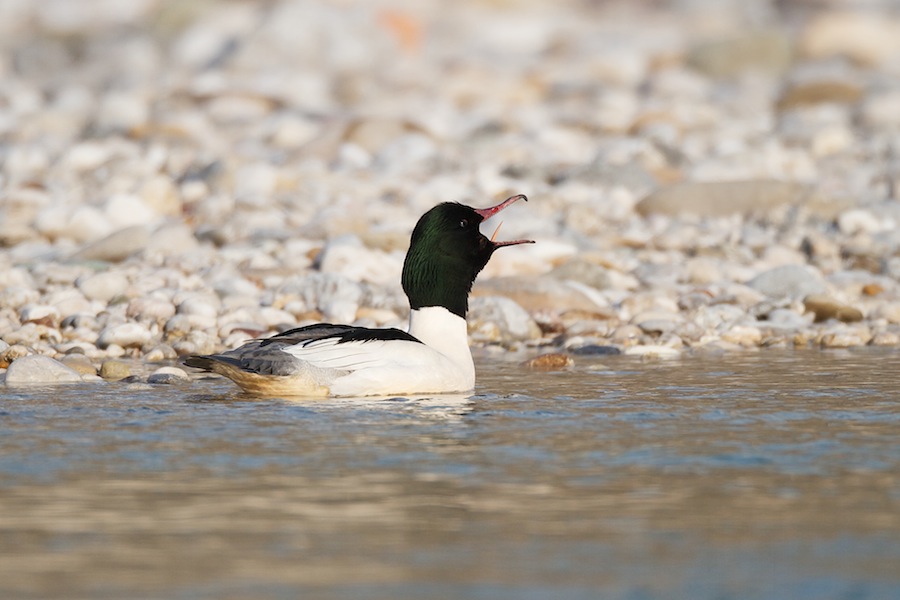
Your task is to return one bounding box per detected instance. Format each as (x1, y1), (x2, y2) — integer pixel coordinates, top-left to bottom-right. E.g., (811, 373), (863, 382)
(549, 259), (613, 291)
(759, 308), (812, 331)
(570, 344), (621, 356)
(473, 276), (608, 312)
(468, 296), (541, 343)
(144, 222), (200, 256)
(77, 270), (130, 302)
(747, 265), (827, 299)
(5, 355), (84, 384)
(637, 180), (810, 218)
(148, 366), (190, 384)
(688, 30), (792, 77)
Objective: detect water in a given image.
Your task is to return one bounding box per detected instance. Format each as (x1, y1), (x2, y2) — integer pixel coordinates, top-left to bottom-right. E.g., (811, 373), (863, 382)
(2, 349), (899, 600)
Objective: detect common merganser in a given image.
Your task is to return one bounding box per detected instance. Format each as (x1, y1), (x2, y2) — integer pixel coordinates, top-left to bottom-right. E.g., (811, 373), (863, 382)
(184, 194), (532, 397)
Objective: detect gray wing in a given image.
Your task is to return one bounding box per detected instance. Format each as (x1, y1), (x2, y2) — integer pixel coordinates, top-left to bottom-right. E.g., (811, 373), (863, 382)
(184, 323), (420, 376)
(183, 339), (310, 376)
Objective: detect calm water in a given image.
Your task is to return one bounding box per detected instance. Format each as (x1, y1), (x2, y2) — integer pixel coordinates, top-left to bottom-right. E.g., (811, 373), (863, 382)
(1, 349), (899, 600)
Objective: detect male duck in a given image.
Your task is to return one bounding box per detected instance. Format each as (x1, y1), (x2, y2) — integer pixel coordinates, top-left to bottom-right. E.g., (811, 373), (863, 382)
(184, 194), (532, 396)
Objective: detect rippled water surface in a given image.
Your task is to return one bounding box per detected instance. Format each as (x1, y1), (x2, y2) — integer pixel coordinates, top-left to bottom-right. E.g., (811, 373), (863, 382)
(2, 349), (899, 599)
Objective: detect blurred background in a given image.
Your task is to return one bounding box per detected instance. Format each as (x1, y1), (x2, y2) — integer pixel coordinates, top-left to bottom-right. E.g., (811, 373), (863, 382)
(2, 0), (898, 250)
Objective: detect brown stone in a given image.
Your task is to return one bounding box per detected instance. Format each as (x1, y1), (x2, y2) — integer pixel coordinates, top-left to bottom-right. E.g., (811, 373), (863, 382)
(803, 294), (864, 323)
(776, 80), (864, 111)
(524, 353), (573, 370)
(61, 354), (97, 376)
(862, 283), (884, 296)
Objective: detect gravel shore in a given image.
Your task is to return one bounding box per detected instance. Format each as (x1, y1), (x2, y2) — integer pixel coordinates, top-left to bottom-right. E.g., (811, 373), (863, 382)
(2, 0), (900, 386)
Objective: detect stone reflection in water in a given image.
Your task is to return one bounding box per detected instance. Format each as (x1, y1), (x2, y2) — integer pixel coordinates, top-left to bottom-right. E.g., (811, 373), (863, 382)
(1, 350), (899, 599)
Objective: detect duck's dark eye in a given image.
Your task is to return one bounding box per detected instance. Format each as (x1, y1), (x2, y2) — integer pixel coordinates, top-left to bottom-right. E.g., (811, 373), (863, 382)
(459, 219), (469, 228)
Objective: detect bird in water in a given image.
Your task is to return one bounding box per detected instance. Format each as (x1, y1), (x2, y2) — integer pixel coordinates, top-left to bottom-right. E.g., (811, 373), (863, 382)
(184, 194), (533, 397)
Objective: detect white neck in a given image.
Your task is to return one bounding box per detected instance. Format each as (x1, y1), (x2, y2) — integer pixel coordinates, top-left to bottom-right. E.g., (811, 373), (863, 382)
(408, 306), (474, 381)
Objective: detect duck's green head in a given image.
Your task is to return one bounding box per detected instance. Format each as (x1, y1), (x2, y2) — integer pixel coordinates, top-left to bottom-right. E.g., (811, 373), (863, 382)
(401, 194), (533, 318)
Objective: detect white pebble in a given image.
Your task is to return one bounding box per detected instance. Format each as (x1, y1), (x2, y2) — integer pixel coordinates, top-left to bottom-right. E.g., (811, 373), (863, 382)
(5, 355), (84, 385)
(77, 271), (130, 302)
(837, 209), (885, 235)
(97, 323), (153, 349)
(127, 297), (176, 322)
(104, 194), (159, 229)
(19, 304), (60, 324)
(623, 345), (682, 358)
(0, 286), (40, 309)
(177, 295), (220, 318)
(165, 314), (217, 335)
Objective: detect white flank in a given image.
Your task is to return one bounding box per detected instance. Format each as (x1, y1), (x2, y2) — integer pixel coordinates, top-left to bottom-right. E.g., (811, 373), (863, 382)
(279, 306), (474, 397)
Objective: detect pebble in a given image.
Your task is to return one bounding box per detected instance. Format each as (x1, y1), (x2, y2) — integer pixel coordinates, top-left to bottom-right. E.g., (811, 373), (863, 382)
(760, 308), (813, 332)
(61, 354), (98, 376)
(468, 296), (541, 343)
(623, 345), (682, 358)
(860, 89), (900, 129)
(747, 265), (827, 299)
(77, 271), (130, 302)
(524, 353), (574, 370)
(0, 344), (30, 368)
(127, 297), (177, 322)
(177, 295), (220, 318)
(473, 277), (609, 313)
(70, 226), (151, 262)
(687, 30), (792, 77)
(165, 314), (215, 336)
(837, 209), (885, 236)
(633, 311), (682, 335)
(97, 323), (153, 349)
(720, 325), (763, 347)
(570, 345), (621, 356)
(19, 304), (60, 326)
(308, 273), (364, 324)
(871, 302), (900, 325)
(870, 329), (900, 346)
(549, 259), (614, 291)
(143, 344), (177, 362)
(316, 234), (402, 286)
(148, 366), (190, 385)
(820, 330), (872, 349)
(5, 355), (84, 385)
(801, 11), (900, 66)
(636, 180), (809, 218)
(1, 286), (41, 310)
(99, 359), (142, 381)
(803, 295), (864, 324)
(143, 222), (200, 257)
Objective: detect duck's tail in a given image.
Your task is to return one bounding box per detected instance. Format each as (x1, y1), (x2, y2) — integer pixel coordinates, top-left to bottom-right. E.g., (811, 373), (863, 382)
(183, 353), (331, 397)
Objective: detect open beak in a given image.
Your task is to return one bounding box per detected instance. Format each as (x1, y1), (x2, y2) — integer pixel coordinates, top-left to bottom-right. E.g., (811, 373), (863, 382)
(474, 194), (534, 248)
